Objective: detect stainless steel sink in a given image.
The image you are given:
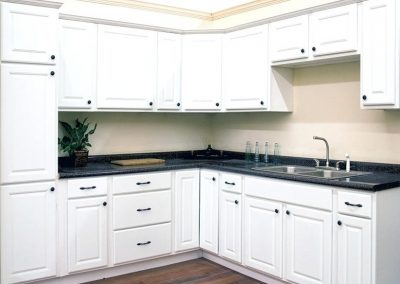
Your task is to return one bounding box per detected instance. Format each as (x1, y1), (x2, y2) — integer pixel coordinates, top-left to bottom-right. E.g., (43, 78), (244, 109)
(252, 165), (317, 174)
(299, 170), (369, 179)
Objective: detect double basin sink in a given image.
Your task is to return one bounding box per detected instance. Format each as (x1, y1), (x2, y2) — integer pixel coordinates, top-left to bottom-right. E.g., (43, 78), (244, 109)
(252, 165), (370, 180)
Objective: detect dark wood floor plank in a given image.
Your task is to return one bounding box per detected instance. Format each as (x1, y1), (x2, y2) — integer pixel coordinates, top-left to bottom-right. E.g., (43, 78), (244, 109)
(86, 258), (263, 284)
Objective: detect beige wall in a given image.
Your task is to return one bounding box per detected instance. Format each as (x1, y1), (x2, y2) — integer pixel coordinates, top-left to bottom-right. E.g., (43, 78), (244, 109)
(211, 62), (400, 164)
(58, 112), (212, 156)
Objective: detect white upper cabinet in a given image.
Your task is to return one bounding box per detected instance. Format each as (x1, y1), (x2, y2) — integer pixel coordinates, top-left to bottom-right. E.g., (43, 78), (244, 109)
(97, 25), (157, 110)
(1, 3), (57, 64)
(59, 20), (97, 109)
(310, 4), (358, 57)
(1, 182), (57, 284)
(269, 15), (309, 62)
(182, 34), (222, 111)
(1, 64), (56, 184)
(199, 170), (219, 254)
(361, 0), (398, 107)
(223, 25), (269, 110)
(157, 32), (182, 110)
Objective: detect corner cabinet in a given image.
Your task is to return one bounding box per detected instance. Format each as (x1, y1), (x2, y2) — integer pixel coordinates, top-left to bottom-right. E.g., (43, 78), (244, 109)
(97, 25), (157, 110)
(1, 182), (57, 284)
(223, 25), (269, 110)
(181, 34), (222, 111)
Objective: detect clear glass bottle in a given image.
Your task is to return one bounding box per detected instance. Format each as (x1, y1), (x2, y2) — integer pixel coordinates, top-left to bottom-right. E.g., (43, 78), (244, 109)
(274, 143), (280, 164)
(264, 142), (269, 163)
(245, 141), (251, 161)
(254, 142), (260, 163)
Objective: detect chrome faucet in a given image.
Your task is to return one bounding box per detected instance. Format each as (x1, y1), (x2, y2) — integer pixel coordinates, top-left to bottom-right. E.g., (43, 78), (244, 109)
(313, 136), (330, 167)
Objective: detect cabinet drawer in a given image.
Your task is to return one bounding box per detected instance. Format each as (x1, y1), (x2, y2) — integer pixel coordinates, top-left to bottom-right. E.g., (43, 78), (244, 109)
(338, 191), (372, 218)
(68, 177), (108, 198)
(220, 173), (242, 193)
(113, 190), (171, 230)
(113, 172), (171, 194)
(113, 223), (172, 264)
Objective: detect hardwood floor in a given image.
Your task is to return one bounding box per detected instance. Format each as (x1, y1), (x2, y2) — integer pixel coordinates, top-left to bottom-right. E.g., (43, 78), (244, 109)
(86, 258), (263, 284)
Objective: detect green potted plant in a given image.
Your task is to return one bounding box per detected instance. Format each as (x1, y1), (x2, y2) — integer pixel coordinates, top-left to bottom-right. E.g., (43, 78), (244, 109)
(58, 118), (97, 167)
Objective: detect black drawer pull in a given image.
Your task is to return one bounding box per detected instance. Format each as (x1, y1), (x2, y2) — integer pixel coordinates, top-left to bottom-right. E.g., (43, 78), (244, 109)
(136, 181), (151, 185)
(225, 181), (236, 186)
(137, 241), (151, 246)
(137, 208), (151, 212)
(345, 202), (362, 208)
(80, 186), (96, 190)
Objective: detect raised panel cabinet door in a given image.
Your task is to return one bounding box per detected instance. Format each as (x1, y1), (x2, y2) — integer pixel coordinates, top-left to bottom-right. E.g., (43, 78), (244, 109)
(1, 182), (57, 284)
(269, 15), (309, 62)
(244, 197), (283, 277)
(182, 34), (222, 111)
(310, 4), (358, 57)
(285, 205), (332, 284)
(1, 64), (57, 184)
(157, 32), (182, 110)
(97, 25), (157, 109)
(336, 214), (372, 284)
(68, 197), (108, 273)
(199, 170), (219, 254)
(1, 2), (57, 64)
(223, 25), (269, 110)
(361, 0), (397, 107)
(219, 191), (241, 263)
(59, 20), (97, 109)
(174, 170), (200, 252)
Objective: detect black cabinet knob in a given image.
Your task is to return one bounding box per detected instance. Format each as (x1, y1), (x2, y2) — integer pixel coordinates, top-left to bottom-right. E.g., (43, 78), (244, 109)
(235, 200), (239, 205)
(149, 102), (153, 106)
(275, 209), (279, 214)
(260, 101), (264, 105)
(212, 177), (216, 181)
(103, 202), (107, 207)
(337, 220), (342, 226)
(362, 95), (367, 101)
(50, 187), (55, 192)
(286, 210), (290, 215)
(301, 49), (305, 53)
(87, 100), (92, 105)
(51, 55), (56, 60)
(50, 71), (55, 76)
(177, 102), (181, 107)
(216, 103), (220, 107)
(312, 47), (316, 52)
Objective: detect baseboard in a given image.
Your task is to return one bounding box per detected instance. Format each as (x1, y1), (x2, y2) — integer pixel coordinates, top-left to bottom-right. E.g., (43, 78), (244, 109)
(202, 252), (287, 284)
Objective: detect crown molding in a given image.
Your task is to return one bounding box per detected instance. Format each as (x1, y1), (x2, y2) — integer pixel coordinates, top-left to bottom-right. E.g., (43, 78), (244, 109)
(1, 0), (63, 8)
(78, 0), (291, 20)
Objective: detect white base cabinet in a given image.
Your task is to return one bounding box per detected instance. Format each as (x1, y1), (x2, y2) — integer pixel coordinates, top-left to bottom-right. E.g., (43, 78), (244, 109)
(1, 182), (57, 284)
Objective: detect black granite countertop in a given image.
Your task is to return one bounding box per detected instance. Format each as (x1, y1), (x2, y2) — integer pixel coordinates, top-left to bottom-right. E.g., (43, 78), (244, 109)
(58, 151), (400, 192)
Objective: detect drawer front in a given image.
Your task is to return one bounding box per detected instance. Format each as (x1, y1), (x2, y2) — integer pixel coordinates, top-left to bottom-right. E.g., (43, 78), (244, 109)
(220, 173), (242, 193)
(113, 172), (172, 194)
(113, 223), (172, 264)
(68, 177), (108, 198)
(244, 176), (332, 211)
(113, 190), (171, 230)
(338, 191), (372, 218)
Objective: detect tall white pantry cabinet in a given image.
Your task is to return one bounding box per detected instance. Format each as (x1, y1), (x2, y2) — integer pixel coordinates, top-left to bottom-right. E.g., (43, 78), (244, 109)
(0, 2), (59, 284)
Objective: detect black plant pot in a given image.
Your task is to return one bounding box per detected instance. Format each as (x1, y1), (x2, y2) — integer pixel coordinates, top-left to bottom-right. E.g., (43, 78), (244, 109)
(72, 150), (89, 167)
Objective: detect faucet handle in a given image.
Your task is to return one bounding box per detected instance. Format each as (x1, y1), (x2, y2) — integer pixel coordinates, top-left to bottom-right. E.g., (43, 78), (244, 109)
(336, 161), (346, 171)
(313, 158), (320, 167)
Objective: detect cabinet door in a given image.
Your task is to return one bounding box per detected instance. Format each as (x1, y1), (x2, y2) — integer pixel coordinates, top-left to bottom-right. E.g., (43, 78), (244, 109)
(68, 197), (108, 273)
(1, 182), (56, 284)
(174, 170), (200, 252)
(1, 3), (57, 64)
(223, 25), (269, 110)
(310, 4), (358, 57)
(199, 170), (219, 254)
(182, 34), (222, 111)
(361, 0), (397, 107)
(1, 64), (56, 183)
(285, 205), (332, 284)
(269, 15), (309, 62)
(336, 215), (371, 284)
(244, 197), (282, 277)
(59, 20), (97, 109)
(219, 191), (241, 263)
(157, 32), (181, 110)
(97, 25), (157, 109)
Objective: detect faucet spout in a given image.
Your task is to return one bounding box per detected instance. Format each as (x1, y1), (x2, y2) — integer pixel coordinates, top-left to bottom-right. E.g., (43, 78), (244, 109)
(313, 136), (330, 167)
